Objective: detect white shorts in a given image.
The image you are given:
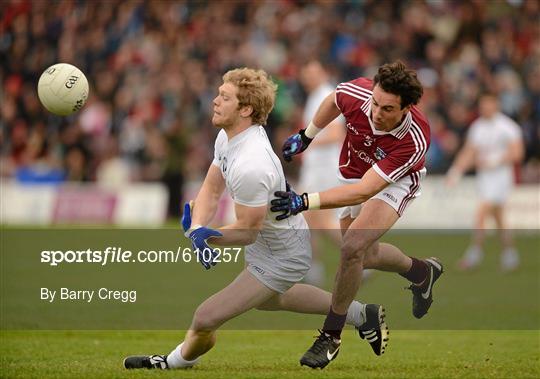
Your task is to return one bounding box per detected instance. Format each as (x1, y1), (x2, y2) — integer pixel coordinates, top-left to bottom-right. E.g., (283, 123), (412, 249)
(245, 228), (311, 294)
(477, 169), (513, 204)
(338, 169), (426, 219)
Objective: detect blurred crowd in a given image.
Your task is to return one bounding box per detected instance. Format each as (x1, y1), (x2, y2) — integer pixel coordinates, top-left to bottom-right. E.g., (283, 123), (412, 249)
(1, 0), (539, 216)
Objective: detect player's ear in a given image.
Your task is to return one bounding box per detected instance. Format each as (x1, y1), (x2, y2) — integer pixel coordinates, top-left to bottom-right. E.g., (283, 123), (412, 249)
(240, 104), (253, 118)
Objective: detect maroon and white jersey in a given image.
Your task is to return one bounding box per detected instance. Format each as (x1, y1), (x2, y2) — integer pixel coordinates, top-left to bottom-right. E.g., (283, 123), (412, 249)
(335, 77), (430, 183)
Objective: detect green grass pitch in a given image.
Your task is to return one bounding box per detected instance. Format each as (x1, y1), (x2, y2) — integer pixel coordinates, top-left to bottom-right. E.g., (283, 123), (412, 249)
(1, 228), (539, 378)
(1, 330), (538, 378)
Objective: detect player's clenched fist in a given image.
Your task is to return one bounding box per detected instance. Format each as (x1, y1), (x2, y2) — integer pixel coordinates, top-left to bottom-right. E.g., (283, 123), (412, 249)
(282, 129), (313, 162)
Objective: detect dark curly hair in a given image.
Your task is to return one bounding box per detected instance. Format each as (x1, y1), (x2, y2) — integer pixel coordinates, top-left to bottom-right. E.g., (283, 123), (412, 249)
(373, 61), (423, 109)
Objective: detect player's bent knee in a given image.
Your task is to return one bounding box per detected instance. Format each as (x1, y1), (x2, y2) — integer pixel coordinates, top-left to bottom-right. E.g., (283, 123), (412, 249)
(340, 241), (366, 264)
(340, 232), (374, 260)
(192, 306), (223, 332)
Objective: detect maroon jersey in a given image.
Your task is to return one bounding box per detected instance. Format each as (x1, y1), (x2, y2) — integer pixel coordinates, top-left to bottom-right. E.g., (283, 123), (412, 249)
(335, 78), (430, 182)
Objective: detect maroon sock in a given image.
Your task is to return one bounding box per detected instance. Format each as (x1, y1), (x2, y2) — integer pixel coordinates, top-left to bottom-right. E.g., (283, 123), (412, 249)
(399, 257), (429, 285)
(322, 308), (347, 339)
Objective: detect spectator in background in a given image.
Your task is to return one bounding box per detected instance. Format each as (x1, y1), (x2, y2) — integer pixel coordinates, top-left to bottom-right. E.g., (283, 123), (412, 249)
(297, 60), (345, 286)
(447, 94), (525, 272)
(162, 121), (188, 218)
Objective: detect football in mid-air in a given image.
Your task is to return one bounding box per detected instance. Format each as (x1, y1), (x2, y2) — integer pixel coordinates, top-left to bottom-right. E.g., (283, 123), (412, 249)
(37, 63), (89, 116)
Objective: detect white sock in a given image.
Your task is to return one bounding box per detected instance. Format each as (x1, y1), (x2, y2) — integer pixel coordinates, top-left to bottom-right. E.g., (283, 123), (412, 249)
(501, 248), (519, 270)
(166, 342), (200, 369)
(463, 246), (483, 264)
(345, 300), (366, 327)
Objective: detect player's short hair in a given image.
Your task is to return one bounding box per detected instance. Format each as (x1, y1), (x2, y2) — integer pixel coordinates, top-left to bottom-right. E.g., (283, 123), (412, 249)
(223, 68), (277, 125)
(373, 61), (423, 109)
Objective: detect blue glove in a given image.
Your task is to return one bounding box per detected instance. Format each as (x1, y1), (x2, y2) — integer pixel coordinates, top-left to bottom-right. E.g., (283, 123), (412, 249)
(181, 201), (193, 232)
(282, 129), (313, 162)
(188, 227), (223, 270)
(270, 189), (309, 220)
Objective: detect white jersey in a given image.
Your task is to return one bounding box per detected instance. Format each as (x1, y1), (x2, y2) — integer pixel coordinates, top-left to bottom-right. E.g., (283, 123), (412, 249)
(467, 112), (522, 202)
(300, 83), (343, 191)
(212, 125), (309, 253)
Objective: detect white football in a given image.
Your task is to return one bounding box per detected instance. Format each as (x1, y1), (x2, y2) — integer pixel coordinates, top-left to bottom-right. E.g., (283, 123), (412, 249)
(37, 63), (89, 116)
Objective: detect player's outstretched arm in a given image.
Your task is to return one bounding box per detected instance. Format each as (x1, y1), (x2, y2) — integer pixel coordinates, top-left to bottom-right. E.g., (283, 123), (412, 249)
(317, 168), (389, 209)
(309, 118), (345, 147)
(282, 92), (342, 161)
(272, 168), (388, 219)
